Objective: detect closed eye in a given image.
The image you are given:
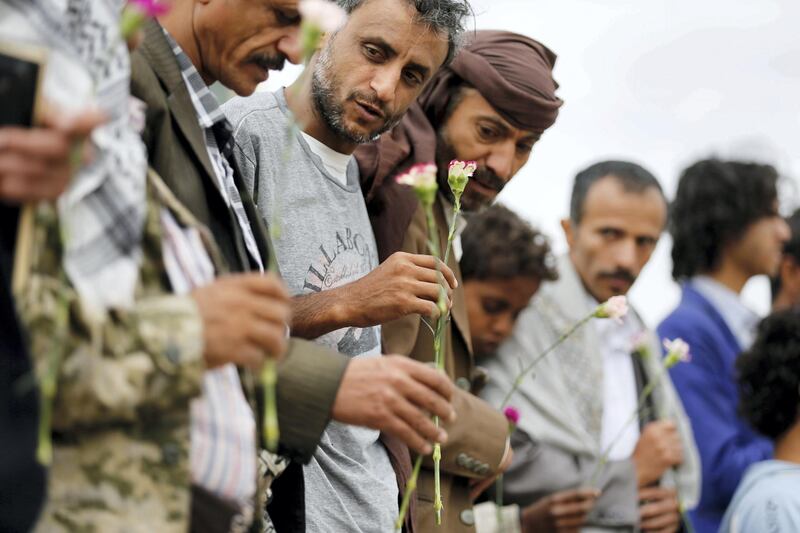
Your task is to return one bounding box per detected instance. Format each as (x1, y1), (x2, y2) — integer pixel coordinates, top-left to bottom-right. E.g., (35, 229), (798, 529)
(274, 8), (300, 26)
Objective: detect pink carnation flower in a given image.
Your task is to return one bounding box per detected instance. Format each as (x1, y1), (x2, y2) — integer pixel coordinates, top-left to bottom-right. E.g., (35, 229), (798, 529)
(127, 0), (170, 17)
(503, 406), (520, 426)
(298, 0), (348, 33)
(596, 295), (628, 322)
(662, 338), (691, 368)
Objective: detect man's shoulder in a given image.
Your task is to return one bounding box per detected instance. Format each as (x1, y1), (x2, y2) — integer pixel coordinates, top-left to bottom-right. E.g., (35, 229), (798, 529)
(223, 91), (282, 131)
(657, 289), (715, 336)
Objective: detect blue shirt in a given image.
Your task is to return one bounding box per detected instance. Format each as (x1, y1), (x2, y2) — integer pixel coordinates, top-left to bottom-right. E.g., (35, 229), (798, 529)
(720, 460), (800, 533)
(657, 283), (773, 533)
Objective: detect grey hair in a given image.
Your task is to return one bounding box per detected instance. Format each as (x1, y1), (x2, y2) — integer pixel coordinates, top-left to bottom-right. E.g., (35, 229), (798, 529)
(336, 0), (472, 66)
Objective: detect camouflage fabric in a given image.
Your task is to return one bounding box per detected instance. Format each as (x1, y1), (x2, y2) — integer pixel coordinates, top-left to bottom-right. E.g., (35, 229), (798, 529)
(18, 171), (206, 533)
(18, 169), (289, 532)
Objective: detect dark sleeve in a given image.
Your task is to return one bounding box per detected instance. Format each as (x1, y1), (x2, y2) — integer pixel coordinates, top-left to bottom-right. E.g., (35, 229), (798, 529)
(276, 338), (349, 463)
(0, 204), (46, 532)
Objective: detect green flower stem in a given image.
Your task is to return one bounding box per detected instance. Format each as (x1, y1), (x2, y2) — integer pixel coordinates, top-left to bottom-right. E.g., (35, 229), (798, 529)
(424, 202), (449, 524)
(119, 9), (146, 40)
(395, 454), (425, 531)
(262, 359), (279, 452)
(679, 499), (695, 533)
(499, 313), (594, 409)
(442, 197), (461, 266)
(37, 273), (70, 466)
(433, 439), (443, 524)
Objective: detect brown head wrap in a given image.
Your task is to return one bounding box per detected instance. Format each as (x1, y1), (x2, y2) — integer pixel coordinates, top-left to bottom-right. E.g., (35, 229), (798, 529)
(356, 30), (563, 261)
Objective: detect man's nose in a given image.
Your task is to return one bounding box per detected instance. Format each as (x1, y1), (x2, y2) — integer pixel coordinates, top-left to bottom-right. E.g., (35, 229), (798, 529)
(369, 67), (400, 104)
(277, 27), (303, 65)
(777, 217), (791, 243)
(486, 141), (515, 181)
(615, 239), (638, 271)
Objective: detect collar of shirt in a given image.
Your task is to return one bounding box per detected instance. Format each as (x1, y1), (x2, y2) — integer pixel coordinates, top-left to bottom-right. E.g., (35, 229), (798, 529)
(691, 275), (759, 349)
(299, 131), (353, 187)
(162, 29), (227, 131)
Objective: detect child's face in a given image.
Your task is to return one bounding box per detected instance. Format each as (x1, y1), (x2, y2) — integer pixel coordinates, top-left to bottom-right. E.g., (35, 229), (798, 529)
(463, 275), (541, 358)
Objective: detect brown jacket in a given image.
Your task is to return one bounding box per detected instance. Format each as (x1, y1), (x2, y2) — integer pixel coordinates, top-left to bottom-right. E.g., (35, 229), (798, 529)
(131, 20), (353, 531)
(383, 196), (509, 532)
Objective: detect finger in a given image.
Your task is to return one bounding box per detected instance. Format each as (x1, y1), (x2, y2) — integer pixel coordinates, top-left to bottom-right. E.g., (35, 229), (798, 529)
(396, 357), (455, 404)
(46, 108), (107, 138)
(0, 173), (67, 202)
(657, 420), (677, 432)
(551, 498), (597, 519)
(248, 294), (292, 327)
(640, 509), (680, 531)
(638, 486), (670, 501)
(0, 151), (54, 179)
(393, 392), (449, 443)
(437, 262), (457, 290)
(228, 344), (265, 370)
(395, 372), (456, 424)
(410, 265), (455, 301)
(640, 499), (677, 520)
(242, 273), (291, 301)
(245, 320), (288, 357)
(0, 127), (71, 161)
(551, 488), (601, 504)
(408, 254), (458, 289)
(411, 279), (447, 304)
(383, 413), (433, 455)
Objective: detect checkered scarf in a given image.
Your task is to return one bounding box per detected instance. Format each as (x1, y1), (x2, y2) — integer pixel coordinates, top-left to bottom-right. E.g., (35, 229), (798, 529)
(3, 0), (147, 314)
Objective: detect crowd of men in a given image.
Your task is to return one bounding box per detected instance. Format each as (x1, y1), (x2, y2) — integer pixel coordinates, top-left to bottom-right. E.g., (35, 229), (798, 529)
(2, 0), (799, 532)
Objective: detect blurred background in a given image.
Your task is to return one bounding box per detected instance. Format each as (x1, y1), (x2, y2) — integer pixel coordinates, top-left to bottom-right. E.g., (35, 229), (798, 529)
(253, 0), (800, 327)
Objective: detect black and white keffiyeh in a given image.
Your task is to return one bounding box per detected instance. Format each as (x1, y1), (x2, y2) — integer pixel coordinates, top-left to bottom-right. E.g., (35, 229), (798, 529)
(1, 0), (147, 314)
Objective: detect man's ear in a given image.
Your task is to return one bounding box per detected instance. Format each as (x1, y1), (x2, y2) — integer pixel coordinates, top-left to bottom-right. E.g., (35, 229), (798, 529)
(561, 218), (576, 249)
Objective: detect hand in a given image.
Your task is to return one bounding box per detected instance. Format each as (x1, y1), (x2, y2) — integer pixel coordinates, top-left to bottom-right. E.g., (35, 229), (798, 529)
(521, 488), (601, 533)
(639, 486), (680, 533)
(632, 420), (683, 487)
(331, 355), (456, 455)
(192, 273), (291, 370)
(338, 252), (457, 326)
(0, 109), (106, 202)
(468, 442), (514, 500)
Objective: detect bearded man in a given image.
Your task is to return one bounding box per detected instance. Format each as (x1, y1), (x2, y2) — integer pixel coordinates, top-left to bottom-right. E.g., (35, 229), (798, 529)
(354, 29), (563, 532)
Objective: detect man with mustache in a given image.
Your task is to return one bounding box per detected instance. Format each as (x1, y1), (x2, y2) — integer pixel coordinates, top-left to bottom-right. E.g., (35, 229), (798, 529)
(222, 0), (470, 530)
(132, 0), (459, 530)
(353, 30), (563, 532)
(458, 204), (602, 532)
(480, 161), (700, 533)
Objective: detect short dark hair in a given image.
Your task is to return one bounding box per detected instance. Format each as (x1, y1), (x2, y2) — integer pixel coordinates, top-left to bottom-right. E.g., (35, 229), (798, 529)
(460, 204), (558, 282)
(770, 208), (800, 298)
(569, 160), (664, 224)
(337, 0), (472, 66)
(670, 159), (779, 281)
(737, 308), (800, 440)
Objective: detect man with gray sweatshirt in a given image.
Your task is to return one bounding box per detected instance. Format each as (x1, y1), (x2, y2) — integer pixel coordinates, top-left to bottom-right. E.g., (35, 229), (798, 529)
(223, 0), (471, 530)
